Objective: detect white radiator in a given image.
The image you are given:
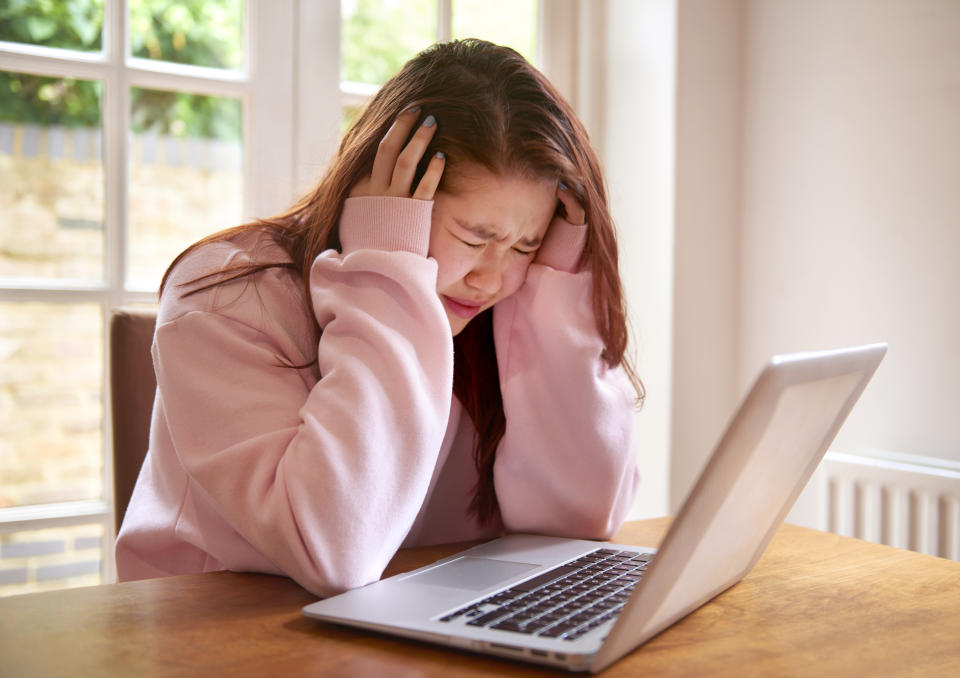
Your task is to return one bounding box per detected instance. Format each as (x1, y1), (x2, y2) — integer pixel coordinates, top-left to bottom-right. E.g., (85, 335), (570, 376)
(788, 450), (960, 561)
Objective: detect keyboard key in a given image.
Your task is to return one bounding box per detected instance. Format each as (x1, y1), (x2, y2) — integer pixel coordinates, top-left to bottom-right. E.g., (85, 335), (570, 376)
(467, 609), (511, 626)
(491, 620), (528, 633)
(511, 564), (581, 593)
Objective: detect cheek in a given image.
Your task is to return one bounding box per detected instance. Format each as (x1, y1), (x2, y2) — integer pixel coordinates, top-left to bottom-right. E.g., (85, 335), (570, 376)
(431, 243), (473, 290)
(498, 260), (533, 300)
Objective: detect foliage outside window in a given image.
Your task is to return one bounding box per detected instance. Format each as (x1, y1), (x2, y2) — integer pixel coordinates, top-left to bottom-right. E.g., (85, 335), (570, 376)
(0, 0), (241, 139)
(0, 0), (105, 52)
(130, 0), (243, 71)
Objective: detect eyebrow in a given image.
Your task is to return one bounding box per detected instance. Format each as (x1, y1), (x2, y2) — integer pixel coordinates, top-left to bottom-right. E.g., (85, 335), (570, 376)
(455, 219), (543, 249)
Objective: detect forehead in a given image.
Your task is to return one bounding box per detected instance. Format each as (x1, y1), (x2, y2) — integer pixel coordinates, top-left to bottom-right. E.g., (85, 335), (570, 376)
(436, 164), (556, 237)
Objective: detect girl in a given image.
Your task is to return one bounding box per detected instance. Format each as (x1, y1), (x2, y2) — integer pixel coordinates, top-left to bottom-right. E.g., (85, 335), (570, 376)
(116, 39), (643, 597)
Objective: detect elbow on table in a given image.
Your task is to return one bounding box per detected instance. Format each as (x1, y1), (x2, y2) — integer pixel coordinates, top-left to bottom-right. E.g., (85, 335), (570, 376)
(568, 503), (632, 542)
(499, 461), (640, 542)
(296, 563), (382, 599)
(290, 541), (403, 598)
(500, 495), (630, 543)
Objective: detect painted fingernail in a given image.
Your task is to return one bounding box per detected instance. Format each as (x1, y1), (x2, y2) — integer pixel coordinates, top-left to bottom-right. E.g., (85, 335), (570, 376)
(422, 114), (436, 128)
(407, 105), (421, 113)
(559, 181), (569, 191)
(435, 151), (445, 159)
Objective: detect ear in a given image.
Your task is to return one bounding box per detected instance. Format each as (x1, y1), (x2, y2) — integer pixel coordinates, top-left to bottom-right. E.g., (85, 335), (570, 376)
(556, 182), (586, 226)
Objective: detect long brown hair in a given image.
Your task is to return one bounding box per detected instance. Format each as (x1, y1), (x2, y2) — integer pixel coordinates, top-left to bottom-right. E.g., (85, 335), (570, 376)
(162, 38), (643, 526)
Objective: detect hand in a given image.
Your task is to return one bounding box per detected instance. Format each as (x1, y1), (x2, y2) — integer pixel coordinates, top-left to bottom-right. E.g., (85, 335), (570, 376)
(349, 108), (446, 201)
(556, 182), (585, 225)
(534, 182), (587, 272)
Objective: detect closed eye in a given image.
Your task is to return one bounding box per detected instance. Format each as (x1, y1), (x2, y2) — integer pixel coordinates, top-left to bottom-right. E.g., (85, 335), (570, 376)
(512, 247), (537, 256)
(456, 235), (484, 249)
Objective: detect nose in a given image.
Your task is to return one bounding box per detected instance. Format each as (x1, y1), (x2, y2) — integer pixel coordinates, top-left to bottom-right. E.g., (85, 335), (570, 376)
(465, 252), (504, 296)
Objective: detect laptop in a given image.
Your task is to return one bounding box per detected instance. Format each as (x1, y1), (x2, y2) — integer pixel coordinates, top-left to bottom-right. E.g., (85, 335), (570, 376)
(303, 343), (887, 672)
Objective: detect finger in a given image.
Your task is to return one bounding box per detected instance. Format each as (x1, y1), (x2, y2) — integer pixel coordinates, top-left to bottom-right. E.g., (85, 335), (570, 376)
(348, 175), (371, 198)
(412, 152), (446, 201)
(390, 114), (438, 195)
(370, 107), (421, 192)
(557, 183), (586, 225)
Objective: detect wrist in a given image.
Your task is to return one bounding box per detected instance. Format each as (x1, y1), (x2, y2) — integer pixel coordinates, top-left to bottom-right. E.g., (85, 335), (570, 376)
(535, 218), (587, 272)
(338, 196), (434, 256)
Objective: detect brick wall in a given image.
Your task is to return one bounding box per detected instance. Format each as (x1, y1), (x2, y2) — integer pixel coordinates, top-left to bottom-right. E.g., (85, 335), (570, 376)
(0, 523), (103, 595)
(1, 123), (242, 596)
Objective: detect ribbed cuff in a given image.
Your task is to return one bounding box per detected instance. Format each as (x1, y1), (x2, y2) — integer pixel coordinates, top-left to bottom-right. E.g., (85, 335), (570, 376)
(535, 218), (587, 272)
(338, 196), (434, 256)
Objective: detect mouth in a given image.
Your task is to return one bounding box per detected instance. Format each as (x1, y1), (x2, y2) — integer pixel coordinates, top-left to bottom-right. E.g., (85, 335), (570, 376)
(441, 295), (487, 319)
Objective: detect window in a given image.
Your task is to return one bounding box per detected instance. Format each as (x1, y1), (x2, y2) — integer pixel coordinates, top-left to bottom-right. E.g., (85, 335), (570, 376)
(339, 0), (540, 118)
(1, 0), (547, 596)
(0, 0), (295, 595)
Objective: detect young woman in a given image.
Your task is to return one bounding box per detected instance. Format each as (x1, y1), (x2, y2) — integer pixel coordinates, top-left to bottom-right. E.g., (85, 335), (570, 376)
(116, 39), (643, 597)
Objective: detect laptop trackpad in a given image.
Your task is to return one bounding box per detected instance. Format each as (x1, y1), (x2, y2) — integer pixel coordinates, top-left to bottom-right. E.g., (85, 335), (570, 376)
(404, 557), (539, 591)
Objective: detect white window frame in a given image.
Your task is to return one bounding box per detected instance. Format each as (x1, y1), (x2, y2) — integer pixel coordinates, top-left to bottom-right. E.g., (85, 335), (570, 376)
(0, 0), (580, 587)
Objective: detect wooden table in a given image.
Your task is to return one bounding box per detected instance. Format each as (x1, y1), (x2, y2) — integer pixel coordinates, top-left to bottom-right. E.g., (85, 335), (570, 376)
(2, 519), (958, 677)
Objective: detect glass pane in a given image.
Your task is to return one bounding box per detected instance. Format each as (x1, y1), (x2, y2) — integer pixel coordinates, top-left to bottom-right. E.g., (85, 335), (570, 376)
(452, 0), (538, 63)
(341, 0), (436, 86)
(0, 0), (104, 52)
(342, 104), (361, 134)
(0, 72), (104, 281)
(0, 523), (103, 597)
(129, 0), (244, 70)
(0, 303), (103, 508)
(127, 87), (242, 291)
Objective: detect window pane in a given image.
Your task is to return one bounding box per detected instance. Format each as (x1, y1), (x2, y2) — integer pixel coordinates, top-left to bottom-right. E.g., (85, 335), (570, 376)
(341, 0), (436, 86)
(129, 0), (244, 70)
(452, 0), (538, 63)
(0, 0), (104, 52)
(0, 303), (103, 509)
(0, 72), (104, 281)
(0, 523), (103, 597)
(127, 87), (242, 291)
(342, 104), (362, 134)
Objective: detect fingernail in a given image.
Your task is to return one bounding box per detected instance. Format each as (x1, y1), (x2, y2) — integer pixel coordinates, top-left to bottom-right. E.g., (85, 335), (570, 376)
(435, 151), (445, 159)
(406, 105), (421, 113)
(422, 114), (436, 128)
(559, 181), (568, 191)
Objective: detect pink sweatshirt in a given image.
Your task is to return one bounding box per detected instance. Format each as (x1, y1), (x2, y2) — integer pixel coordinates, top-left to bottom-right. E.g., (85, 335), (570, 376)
(115, 196), (639, 597)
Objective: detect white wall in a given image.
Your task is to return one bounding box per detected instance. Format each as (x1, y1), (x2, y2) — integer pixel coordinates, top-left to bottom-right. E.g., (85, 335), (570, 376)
(663, 0), (960, 508)
(564, 0), (958, 516)
(738, 0), (960, 463)
(670, 0), (744, 507)
(588, 0), (677, 519)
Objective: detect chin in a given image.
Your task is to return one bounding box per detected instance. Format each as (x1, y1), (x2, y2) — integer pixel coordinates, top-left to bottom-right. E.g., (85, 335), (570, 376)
(446, 314), (470, 337)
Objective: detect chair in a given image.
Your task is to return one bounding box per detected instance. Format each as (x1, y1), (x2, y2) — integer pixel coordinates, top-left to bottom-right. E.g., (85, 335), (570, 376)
(109, 307), (157, 534)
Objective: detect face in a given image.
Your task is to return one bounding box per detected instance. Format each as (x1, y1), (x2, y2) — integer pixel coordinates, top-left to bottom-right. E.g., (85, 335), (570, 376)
(428, 164), (557, 335)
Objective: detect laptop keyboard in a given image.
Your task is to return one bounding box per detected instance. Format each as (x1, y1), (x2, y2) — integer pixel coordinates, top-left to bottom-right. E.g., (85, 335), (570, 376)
(438, 548), (653, 641)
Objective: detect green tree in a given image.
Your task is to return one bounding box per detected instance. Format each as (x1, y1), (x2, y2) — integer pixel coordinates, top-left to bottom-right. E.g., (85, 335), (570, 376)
(0, 0), (103, 127)
(0, 0), (104, 51)
(129, 0), (242, 70)
(341, 0), (436, 86)
(0, 0), (241, 140)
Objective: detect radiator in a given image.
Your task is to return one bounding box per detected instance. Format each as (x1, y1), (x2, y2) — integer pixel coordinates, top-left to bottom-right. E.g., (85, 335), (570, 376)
(789, 450), (960, 561)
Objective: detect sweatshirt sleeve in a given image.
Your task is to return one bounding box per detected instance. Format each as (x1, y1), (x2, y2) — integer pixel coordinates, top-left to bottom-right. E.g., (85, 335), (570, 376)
(492, 219), (639, 540)
(152, 197), (453, 597)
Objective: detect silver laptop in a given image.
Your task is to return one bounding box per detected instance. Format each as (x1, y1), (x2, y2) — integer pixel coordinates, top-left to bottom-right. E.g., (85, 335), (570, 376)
(303, 343), (886, 672)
